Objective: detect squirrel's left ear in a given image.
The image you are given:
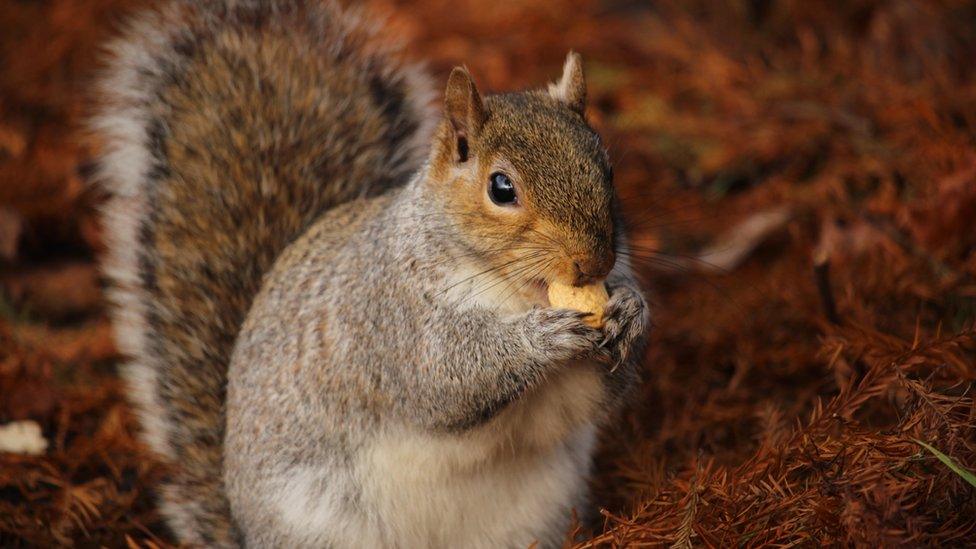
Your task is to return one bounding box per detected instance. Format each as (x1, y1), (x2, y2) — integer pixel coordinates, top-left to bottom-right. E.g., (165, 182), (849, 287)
(444, 67), (486, 163)
(548, 51), (586, 115)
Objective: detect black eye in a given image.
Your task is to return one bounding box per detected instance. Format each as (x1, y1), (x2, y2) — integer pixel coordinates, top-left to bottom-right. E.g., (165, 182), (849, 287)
(488, 172), (517, 205)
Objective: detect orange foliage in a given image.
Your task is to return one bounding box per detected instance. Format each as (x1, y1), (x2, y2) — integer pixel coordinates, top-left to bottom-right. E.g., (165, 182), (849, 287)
(2, 0), (974, 546)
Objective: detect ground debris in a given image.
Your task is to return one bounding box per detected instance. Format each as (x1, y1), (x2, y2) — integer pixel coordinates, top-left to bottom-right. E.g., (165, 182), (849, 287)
(0, 421), (47, 456)
(2, 0), (975, 546)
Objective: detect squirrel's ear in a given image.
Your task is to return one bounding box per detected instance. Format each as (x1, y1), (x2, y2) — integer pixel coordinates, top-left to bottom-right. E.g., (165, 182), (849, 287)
(548, 52), (586, 115)
(444, 67), (486, 163)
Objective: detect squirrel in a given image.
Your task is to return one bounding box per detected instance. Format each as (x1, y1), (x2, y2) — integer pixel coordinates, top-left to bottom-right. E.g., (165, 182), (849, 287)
(94, 0), (648, 547)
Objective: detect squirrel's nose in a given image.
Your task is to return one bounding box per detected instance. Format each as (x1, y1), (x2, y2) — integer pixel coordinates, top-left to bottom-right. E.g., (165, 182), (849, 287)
(572, 249), (615, 286)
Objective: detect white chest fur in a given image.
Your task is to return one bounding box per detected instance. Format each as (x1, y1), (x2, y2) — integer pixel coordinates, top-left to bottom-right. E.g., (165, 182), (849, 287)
(358, 365), (604, 548)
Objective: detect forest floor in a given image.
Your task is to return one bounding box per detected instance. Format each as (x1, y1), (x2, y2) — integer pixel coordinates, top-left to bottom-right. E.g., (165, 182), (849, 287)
(2, 0), (975, 546)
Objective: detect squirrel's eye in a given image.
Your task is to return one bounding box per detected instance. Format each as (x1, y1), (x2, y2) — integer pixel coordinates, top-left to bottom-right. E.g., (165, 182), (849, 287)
(488, 172), (517, 206)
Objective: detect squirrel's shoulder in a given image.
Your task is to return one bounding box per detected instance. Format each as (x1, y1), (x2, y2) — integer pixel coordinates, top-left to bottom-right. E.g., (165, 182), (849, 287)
(240, 191), (400, 320)
(278, 191), (399, 269)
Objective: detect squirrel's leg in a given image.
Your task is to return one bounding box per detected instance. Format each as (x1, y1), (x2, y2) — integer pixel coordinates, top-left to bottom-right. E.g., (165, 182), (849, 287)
(394, 305), (605, 432)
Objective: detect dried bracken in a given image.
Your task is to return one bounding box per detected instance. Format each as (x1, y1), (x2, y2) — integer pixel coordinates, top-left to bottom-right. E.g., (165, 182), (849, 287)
(1, 0), (974, 546)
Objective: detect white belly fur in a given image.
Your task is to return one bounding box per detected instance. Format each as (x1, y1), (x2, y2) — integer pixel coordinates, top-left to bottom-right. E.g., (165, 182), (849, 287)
(359, 364), (605, 548)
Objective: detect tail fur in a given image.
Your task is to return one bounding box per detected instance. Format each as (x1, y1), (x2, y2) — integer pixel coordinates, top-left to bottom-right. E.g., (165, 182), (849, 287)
(94, 1), (433, 545)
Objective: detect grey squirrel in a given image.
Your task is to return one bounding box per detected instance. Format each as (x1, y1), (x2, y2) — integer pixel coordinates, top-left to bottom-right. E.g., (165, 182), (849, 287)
(95, 0), (648, 547)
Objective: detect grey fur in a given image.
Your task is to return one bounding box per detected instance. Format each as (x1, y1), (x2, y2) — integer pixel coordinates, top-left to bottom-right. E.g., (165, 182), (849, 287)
(96, 0), (648, 547)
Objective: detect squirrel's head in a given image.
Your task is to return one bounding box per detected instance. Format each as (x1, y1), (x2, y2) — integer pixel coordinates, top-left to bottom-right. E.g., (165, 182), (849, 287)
(428, 52), (615, 290)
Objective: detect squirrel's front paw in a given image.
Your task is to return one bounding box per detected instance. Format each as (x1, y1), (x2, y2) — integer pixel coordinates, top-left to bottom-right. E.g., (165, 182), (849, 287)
(601, 284), (649, 368)
(523, 308), (605, 363)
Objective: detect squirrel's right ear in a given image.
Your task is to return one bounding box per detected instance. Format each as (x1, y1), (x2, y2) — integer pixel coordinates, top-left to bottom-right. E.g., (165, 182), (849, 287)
(548, 52), (586, 115)
(444, 67), (486, 163)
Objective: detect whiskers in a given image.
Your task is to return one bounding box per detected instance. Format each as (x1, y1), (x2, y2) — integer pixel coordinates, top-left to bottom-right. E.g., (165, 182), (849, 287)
(615, 243), (729, 275)
(435, 243), (557, 310)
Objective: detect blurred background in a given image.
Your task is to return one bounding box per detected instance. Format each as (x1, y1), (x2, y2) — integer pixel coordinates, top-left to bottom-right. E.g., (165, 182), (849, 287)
(1, 0), (975, 546)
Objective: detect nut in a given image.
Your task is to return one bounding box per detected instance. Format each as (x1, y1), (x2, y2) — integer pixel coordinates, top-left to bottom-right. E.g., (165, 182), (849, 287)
(547, 282), (609, 327)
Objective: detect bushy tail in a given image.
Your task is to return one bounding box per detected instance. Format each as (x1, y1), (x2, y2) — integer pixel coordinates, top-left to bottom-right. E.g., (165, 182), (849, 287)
(94, 1), (433, 545)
